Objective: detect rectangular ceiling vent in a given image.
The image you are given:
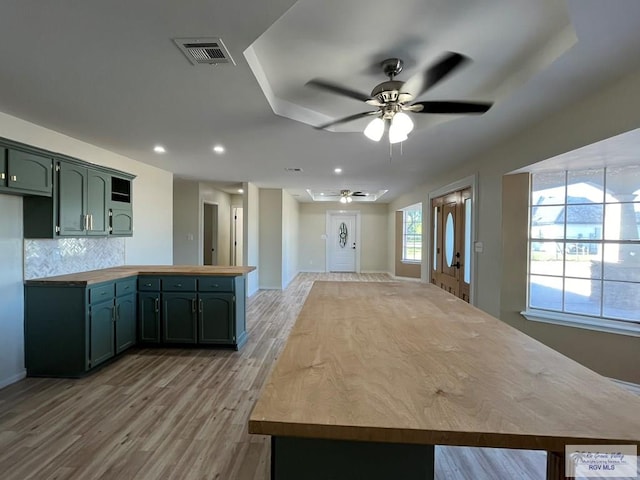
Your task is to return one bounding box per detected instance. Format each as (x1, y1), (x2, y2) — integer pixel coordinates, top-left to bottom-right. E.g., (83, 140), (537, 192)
(285, 168), (303, 172)
(173, 37), (236, 66)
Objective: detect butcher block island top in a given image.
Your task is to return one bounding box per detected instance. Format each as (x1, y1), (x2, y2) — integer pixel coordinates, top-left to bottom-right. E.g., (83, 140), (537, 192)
(25, 265), (256, 285)
(249, 281), (640, 453)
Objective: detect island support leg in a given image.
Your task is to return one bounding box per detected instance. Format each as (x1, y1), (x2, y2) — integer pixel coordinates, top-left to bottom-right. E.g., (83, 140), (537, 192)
(271, 436), (435, 480)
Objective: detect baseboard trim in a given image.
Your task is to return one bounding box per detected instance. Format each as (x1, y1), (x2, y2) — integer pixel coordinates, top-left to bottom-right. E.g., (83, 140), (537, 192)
(0, 369), (26, 390)
(390, 274), (423, 283)
(609, 378), (640, 395)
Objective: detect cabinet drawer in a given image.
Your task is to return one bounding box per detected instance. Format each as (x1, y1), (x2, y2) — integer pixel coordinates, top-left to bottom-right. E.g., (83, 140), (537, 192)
(138, 277), (161, 291)
(89, 283), (114, 304)
(161, 277), (197, 292)
(198, 277), (234, 292)
(116, 278), (137, 296)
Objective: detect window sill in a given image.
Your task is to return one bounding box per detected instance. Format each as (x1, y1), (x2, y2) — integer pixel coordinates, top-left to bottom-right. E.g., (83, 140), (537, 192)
(521, 309), (640, 338)
(401, 260), (421, 265)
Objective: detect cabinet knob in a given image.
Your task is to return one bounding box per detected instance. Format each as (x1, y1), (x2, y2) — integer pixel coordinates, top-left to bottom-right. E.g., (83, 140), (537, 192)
(145, 283), (152, 287)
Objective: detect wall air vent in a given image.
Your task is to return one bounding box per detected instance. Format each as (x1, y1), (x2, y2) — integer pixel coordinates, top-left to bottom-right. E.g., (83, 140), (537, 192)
(285, 168), (303, 172)
(173, 37), (236, 66)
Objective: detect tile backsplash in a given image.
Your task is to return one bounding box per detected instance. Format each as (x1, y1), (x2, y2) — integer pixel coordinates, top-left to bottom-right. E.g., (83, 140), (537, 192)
(24, 238), (125, 279)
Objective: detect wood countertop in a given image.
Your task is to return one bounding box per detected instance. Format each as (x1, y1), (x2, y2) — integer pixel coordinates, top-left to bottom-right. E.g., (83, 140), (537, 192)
(249, 281), (640, 452)
(25, 265), (256, 285)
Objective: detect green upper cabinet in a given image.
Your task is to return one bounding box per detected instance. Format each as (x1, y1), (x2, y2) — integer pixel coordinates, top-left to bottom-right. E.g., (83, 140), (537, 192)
(58, 160), (110, 236)
(0, 147), (53, 196)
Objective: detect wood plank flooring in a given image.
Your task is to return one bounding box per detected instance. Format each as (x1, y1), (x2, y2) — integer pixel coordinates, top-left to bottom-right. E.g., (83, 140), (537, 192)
(0, 272), (630, 479)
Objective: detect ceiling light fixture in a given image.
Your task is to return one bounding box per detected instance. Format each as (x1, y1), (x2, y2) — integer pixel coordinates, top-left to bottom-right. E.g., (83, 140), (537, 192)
(364, 110), (414, 144)
(339, 190), (353, 204)
(213, 145), (225, 154)
(334, 167), (342, 174)
(153, 145), (166, 154)
(238, 188), (244, 193)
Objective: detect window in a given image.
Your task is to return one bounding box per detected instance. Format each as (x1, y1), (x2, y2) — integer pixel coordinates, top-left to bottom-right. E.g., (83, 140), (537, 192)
(402, 205), (422, 262)
(526, 167), (640, 334)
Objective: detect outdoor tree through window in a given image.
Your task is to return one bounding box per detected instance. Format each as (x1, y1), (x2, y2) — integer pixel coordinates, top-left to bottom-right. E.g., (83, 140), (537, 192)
(403, 205), (422, 262)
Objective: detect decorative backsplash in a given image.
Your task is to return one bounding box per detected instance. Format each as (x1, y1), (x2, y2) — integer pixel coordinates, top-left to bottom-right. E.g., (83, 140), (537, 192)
(24, 238), (125, 280)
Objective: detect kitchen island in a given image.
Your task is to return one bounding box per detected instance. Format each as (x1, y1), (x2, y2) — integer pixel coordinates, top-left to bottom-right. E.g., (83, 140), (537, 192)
(24, 265), (255, 377)
(249, 281), (640, 480)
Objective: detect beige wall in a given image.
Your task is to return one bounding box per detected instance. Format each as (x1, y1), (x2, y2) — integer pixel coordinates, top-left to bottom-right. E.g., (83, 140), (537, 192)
(259, 189), (283, 289)
(0, 110), (173, 388)
(389, 68), (640, 382)
(394, 211), (421, 279)
(299, 202), (388, 273)
(282, 190), (300, 288)
(244, 182), (260, 296)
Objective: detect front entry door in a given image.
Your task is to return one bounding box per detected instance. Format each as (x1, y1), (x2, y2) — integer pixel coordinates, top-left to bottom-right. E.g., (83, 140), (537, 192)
(328, 213), (357, 272)
(431, 188), (472, 302)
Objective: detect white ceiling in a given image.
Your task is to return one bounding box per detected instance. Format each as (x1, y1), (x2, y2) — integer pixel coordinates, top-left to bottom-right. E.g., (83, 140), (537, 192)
(1, 0), (640, 203)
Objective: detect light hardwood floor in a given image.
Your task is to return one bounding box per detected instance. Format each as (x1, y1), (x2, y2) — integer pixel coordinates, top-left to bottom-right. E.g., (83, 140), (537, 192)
(2, 272), (613, 479)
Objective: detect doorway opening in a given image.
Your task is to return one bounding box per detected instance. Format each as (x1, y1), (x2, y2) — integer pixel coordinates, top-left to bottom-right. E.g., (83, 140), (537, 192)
(203, 203), (218, 265)
(231, 207), (244, 266)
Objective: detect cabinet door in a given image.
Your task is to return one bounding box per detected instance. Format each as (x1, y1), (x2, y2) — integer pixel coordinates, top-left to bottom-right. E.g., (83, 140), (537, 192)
(110, 207), (133, 236)
(0, 147), (6, 187)
(7, 149), (53, 195)
(87, 169), (110, 235)
(115, 293), (136, 353)
(90, 300), (115, 367)
(138, 292), (161, 343)
(58, 161), (87, 236)
(198, 293), (234, 344)
(162, 293), (197, 343)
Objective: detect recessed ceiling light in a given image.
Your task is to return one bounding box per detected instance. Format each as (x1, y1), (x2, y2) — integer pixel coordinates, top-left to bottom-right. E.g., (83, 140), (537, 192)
(238, 188), (244, 193)
(153, 145), (166, 154)
(320, 192), (324, 196)
(213, 145), (225, 154)
(334, 168), (342, 174)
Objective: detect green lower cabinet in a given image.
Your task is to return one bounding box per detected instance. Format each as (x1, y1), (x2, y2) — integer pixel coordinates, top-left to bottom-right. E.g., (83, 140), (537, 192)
(116, 293), (136, 353)
(162, 293), (197, 343)
(199, 293), (234, 344)
(138, 292), (161, 343)
(90, 299), (116, 368)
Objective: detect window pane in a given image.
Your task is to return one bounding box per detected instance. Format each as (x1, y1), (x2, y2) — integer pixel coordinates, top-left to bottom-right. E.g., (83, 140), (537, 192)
(603, 243), (640, 282)
(604, 203), (640, 240)
(603, 281), (640, 322)
(530, 242), (564, 276)
(565, 204), (602, 240)
(565, 246), (601, 279)
(532, 171), (565, 205)
(402, 207), (422, 261)
(529, 275), (563, 310)
(567, 169), (604, 204)
(531, 206), (565, 239)
(605, 165), (640, 202)
(564, 278), (601, 316)
(445, 212), (454, 267)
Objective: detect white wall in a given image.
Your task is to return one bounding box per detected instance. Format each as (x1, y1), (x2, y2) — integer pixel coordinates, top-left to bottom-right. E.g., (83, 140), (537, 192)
(0, 110), (173, 388)
(259, 189), (283, 289)
(244, 182), (260, 296)
(298, 203), (389, 273)
(282, 190), (300, 288)
(0, 195), (24, 388)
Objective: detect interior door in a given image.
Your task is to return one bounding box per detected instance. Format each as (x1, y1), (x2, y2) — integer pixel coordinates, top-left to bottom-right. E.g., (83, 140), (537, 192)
(328, 213), (357, 272)
(232, 207), (244, 266)
(431, 188), (472, 302)
(203, 203), (218, 265)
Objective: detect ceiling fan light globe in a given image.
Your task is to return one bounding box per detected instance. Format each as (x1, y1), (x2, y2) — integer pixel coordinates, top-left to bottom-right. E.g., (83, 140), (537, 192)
(363, 117), (385, 142)
(389, 124), (408, 144)
(340, 196), (347, 204)
(347, 196), (353, 203)
(392, 111), (414, 135)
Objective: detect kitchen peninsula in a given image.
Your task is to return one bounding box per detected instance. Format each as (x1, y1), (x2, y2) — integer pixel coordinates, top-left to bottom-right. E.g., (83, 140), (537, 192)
(249, 281), (640, 480)
(24, 265), (255, 377)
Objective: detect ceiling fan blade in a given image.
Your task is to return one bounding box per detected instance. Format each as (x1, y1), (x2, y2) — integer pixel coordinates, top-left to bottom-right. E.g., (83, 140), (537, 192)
(315, 111), (379, 130)
(306, 79), (372, 103)
(403, 52), (469, 99)
(409, 101), (492, 114)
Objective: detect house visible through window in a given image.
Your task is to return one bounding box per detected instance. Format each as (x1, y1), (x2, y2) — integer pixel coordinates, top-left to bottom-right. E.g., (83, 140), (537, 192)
(402, 204), (422, 262)
(528, 166), (640, 328)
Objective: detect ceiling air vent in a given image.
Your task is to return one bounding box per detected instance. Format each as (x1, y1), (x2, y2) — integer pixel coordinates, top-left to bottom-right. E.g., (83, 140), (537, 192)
(173, 37), (236, 66)
(285, 168), (303, 172)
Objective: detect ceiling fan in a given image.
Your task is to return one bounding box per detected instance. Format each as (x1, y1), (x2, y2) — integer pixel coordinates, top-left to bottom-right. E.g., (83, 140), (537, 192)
(327, 189), (367, 203)
(307, 52), (493, 143)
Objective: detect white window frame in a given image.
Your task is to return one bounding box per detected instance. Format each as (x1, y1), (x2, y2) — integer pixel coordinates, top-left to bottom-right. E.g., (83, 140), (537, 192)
(401, 204), (422, 264)
(522, 168), (640, 338)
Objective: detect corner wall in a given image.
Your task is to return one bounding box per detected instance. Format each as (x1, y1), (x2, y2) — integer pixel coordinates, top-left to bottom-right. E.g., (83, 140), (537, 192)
(244, 182), (260, 296)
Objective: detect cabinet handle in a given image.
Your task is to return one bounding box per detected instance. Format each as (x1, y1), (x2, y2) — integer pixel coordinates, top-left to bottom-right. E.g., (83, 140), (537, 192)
(112, 306), (116, 323)
(154, 297), (160, 313)
(211, 284), (219, 288)
(198, 299), (203, 313)
(0, 173), (5, 180)
(116, 304), (120, 319)
(192, 298), (197, 313)
(10, 175), (17, 182)
(83, 214), (88, 231)
(89, 214), (94, 231)
(145, 283), (152, 287)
